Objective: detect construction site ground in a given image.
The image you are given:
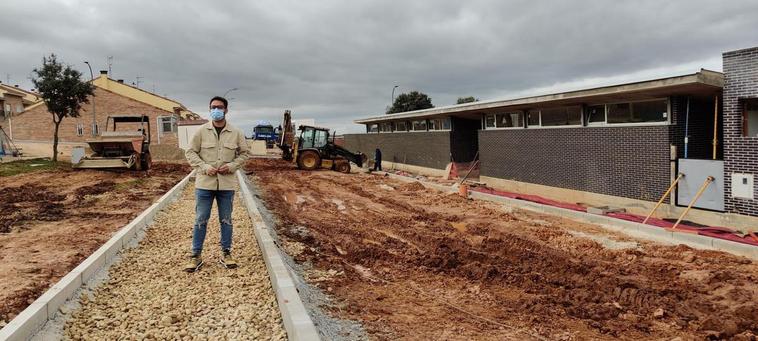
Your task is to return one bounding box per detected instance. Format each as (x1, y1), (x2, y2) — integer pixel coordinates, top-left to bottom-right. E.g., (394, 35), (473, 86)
(0, 161), (190, 325)
(246, 159), (758, 340)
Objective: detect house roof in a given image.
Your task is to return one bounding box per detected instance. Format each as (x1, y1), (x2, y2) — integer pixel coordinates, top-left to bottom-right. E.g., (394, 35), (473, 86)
(0, 84), (41, 105)
(24, 75), (199, 119)
(355, 69), (724, 124)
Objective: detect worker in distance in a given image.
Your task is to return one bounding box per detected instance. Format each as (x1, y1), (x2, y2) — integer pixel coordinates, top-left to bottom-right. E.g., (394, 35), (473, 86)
(184, 96), (252, 272)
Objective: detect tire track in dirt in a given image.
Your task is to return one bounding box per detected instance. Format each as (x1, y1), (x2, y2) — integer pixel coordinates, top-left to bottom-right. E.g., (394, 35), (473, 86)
(247, 159), (758, 340)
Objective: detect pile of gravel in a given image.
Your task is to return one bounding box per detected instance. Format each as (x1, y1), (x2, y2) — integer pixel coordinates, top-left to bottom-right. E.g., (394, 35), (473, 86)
(62, 185), (286, 340)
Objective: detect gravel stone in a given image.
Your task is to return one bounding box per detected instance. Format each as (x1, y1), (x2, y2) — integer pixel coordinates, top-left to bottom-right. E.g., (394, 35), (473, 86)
(60, 184), (286, 340)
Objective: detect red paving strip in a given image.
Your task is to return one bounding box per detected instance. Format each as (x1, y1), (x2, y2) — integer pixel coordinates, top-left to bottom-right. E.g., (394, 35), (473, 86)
(468, 186), (758, 247)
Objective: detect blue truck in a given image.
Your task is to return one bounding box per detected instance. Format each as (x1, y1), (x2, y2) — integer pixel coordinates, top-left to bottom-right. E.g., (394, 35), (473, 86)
(252, 122), (278, 148)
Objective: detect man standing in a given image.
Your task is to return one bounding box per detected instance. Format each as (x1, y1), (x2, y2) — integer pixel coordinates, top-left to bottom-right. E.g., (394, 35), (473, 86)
(184, 96), (251, 272)
(373, 148), (382, 171)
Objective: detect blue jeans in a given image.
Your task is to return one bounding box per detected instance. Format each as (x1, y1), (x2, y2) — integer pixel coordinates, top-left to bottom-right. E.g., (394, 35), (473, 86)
(191, 189), (234, 255)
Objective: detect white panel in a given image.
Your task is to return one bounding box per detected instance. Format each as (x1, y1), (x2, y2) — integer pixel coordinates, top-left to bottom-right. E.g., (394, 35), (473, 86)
(731, 173), (754, 199)
(677, 159), (725, 211)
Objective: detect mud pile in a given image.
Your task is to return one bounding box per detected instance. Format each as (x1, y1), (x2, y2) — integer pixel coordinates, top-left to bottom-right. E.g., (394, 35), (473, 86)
(247, 158), (758, 340)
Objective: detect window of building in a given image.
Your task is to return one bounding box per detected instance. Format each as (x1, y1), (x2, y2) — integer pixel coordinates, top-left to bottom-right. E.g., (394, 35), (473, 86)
(76, 123), (84, 136)
(367, 124), (378, 133)
(586, 104), (606, 124)
(495, 111), (524, 128)
(607, 99), (668, 124)
(429, 117), (451, 130)
(379, 122), (393, 133)
(394, 121), (407, 132)
(745, 99), (758, 137)
(485, 114), (496, 128)
(411, 120), (427, 131)
(527, 110), (540, 127)
(538, 106), (582, 127)
(158, 116), (177, 133)
(15, 103), (23, 113)
(92, 123), (99, 136)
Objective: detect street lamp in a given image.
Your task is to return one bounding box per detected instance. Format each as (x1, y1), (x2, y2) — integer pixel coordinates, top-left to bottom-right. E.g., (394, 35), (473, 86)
(83, 61), (97, 136)
(223, 87), (238, 97)
(391, 85), (399, 105)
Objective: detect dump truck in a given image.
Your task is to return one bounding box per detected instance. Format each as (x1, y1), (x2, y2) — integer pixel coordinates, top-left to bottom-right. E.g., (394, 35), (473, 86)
(277, 110), (365, 173)
(252, 122), (278, 148)
(72, 115), (152, 170)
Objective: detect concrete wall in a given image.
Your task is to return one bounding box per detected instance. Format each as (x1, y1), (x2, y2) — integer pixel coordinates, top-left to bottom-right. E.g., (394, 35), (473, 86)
(11, 87), (178, 146)
(723, 47), (758, 217)
(344, 131), (451, 169)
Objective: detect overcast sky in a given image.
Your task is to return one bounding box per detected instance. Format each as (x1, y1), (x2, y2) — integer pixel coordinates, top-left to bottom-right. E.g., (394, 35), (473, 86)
(2, 0), (757, 133)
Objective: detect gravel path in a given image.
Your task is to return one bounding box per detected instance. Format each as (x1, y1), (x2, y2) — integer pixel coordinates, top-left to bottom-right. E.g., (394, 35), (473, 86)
(62, 184), (286, 340)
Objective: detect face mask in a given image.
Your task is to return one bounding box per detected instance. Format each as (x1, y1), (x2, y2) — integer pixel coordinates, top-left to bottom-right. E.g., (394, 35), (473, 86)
(210, 108), (225, 121)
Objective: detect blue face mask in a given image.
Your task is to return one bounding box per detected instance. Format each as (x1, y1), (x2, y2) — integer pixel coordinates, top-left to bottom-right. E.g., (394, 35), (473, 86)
(210, 108), (225, 121)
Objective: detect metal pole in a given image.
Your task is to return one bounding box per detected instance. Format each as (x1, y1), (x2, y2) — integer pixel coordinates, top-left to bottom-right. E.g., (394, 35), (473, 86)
(223, 88), (238, 97)
(391, 85), (398, 105)
(84, 61), (96, 136)
(712, 95), (718, 160)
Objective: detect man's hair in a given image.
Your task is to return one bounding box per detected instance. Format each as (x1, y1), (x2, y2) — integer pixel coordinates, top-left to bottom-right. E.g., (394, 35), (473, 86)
(209, 96), (228, 108)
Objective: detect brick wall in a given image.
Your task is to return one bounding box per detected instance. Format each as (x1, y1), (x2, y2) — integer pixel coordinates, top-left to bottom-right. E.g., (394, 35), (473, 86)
(344, 131), (451, 169)
(723, 47), (758, 216)
(11, 87), (178, 145)
(479, 125), (672, 202)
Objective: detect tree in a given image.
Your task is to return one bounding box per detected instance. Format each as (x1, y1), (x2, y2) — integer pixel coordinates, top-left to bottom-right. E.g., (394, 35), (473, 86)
(387, 91), (434, 114)
(456, 96), (479, 104)
(32, 54), (95, 161)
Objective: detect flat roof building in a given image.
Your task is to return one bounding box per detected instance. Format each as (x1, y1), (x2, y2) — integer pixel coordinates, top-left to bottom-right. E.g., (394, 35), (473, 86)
(345, 46), (758, 228)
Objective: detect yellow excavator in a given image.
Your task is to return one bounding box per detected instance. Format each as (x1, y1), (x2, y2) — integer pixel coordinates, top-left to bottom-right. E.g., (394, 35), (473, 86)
(277, 110), (366, 173)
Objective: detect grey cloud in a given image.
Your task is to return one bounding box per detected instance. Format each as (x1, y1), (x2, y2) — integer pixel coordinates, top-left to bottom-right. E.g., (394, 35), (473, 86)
(1, 0), (758, 133)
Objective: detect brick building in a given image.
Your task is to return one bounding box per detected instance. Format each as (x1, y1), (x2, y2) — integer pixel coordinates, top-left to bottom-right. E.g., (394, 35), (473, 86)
(6, 71), (198, 158)
(347, 46), (758, 226)
(0, 83), (41, 127)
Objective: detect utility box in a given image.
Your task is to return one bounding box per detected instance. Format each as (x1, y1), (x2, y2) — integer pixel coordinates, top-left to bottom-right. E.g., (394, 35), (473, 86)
(677, 159), (725, 211)
(731, 173), (754, 199)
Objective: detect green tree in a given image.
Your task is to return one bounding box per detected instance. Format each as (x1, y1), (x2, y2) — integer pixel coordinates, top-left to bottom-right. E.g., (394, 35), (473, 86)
(32, 54), (95, 161)
(387, 91), (434, 114)
(456, 96), (479, 104)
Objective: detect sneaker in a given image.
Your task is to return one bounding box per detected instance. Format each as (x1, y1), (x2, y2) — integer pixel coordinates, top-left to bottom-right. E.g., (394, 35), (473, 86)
(184, 254), (203, 273)
(220, 250), (238, 269)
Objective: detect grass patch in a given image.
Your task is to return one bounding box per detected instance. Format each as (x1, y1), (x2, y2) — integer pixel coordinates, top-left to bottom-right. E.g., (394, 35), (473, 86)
(0, 158), (65, 177)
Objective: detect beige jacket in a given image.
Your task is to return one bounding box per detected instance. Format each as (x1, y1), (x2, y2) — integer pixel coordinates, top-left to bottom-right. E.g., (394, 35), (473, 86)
(185, 122), (251, 191)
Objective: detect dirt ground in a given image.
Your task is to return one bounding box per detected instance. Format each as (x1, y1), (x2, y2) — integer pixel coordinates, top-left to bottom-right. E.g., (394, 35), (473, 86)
(0, 163), (190, 323)
(246, 159), (758, 340)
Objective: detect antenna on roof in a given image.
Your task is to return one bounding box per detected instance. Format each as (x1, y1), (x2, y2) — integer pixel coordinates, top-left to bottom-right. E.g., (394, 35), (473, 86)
(135, 76), (143, 89)
(107, 56), (113, 77)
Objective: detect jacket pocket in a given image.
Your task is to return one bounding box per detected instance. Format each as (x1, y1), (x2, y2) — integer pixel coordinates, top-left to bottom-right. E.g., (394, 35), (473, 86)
(200, 142), (217, 162)
(221, 142), (238, 162)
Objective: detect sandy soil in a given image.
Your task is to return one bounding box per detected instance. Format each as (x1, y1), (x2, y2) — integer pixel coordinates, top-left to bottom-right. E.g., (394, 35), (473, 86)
(0, 163), (190, 323)
(246, 159), (758, 340)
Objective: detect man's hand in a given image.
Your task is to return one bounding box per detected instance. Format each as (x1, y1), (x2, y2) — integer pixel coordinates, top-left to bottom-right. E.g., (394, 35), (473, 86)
(217, 164), (231, 175)
(207, 166), (218, 176)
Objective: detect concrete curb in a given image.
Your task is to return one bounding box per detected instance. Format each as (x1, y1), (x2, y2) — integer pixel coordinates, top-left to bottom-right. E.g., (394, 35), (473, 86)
(236, 171), (320, 341)
(0, 170), (195, 341)
(380, 171), (758, 260)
